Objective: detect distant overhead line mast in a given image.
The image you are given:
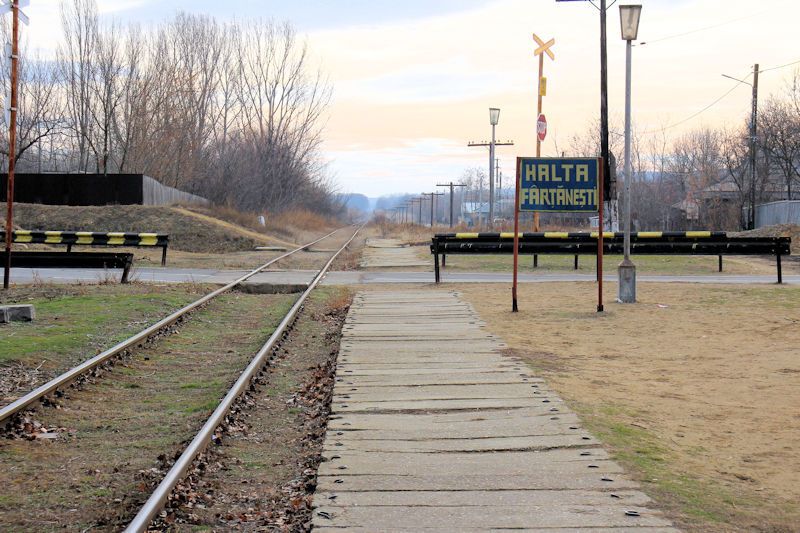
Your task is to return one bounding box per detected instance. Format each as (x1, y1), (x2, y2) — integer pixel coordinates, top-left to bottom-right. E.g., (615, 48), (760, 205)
(437, 182), (467, 228)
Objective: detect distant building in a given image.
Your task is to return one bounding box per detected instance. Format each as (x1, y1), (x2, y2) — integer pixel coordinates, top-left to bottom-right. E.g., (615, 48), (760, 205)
(460, 201), (489, 226)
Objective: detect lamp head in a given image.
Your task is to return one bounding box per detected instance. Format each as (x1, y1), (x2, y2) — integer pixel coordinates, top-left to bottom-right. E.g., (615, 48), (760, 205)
(619, 4), (642, 41)
(489, 107), (500, 125)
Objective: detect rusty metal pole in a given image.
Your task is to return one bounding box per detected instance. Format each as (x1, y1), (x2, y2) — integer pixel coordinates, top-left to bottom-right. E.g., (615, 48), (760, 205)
(534, 52), (544, 234)
(3, 0), (20, 289)
(533, 52), (544, 268)
(512, 157), (521, 312)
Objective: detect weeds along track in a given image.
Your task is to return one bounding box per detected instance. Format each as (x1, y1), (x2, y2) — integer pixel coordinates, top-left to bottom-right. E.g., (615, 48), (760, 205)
(0, 225), (361, 531)
(0, 226), (354, 426)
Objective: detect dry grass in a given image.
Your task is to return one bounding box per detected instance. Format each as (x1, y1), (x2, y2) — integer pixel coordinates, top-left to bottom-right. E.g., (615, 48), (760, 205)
(271, 208), (335, 232)
(181, 204), (336, 239)
(458, 282), (800, 532)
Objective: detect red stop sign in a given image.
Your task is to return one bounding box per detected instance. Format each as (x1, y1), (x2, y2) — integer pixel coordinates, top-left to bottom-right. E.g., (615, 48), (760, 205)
(537, 113), (547, 142)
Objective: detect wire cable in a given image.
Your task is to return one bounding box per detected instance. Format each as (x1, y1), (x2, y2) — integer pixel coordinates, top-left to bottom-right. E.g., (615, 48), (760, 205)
(759, 59), (800, 73)
(640, 81), (748, 135)
(638, 7), (776, 47)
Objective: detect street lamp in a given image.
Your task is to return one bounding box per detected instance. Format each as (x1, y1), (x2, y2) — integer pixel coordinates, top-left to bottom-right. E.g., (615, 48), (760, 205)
(617, 4), (641, 304)
(489, 108), (500, 226)
(489, 107), (500, 126)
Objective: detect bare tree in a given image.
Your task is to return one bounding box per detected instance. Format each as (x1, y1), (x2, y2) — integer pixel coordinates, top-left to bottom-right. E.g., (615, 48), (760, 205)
(759, 96), (800, 199)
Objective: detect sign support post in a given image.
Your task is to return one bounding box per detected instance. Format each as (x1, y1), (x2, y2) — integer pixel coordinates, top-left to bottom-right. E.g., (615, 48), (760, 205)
(597, 157), (604, 312)
(513, 157), (602, 312)
(532, 33), (555, 238)
(512, 158), (521, 312)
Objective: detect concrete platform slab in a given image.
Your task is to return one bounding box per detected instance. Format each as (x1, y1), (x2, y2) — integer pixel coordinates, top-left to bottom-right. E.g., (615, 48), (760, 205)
(332, 397), (561, 413)
(316, 473), (642, 492)
(322, 434), (599, 453)
(314, 489), (654, 508)
(332, 383), (554, 402)
(312, 504), (674, 530)
(314, 526), (679, 533)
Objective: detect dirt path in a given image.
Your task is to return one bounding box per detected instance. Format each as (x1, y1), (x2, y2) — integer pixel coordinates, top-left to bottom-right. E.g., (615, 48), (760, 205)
(458, 282), (800, 532)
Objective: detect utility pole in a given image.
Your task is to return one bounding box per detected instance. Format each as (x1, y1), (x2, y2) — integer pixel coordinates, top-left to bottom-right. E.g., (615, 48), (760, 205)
(468, 129), (513, 228)
(495, 160), (503, 215)
(3, 0), (24, 290)
(722, 64), (760, 229)
(600, 0), (614, 232)
(437, 182), (467, 228)
(750, 63), (759, 229)
(556, 0), (614, 230)
(423, 192), (444, 228)
(408, 198), (419, 225)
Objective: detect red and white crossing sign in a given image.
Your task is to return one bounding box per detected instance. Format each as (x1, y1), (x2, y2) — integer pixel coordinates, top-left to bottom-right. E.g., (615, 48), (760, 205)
(537, 113), (547, 142)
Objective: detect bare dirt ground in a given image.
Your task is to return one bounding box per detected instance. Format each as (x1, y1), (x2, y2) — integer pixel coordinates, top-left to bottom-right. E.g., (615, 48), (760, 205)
(458, 282), (800, 532)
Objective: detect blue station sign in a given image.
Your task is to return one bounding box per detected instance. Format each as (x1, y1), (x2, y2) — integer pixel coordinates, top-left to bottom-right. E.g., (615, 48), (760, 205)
(517, 157), (599, 213)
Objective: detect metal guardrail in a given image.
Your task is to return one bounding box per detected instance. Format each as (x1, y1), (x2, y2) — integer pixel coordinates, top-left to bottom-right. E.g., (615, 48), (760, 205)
(0, 251), (134, 283)
(1, 230), (170, 265)
(430, 231), (791, 283)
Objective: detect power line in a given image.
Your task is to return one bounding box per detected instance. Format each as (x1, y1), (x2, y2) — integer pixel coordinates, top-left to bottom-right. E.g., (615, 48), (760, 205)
(759, 58), (800, 73)
(638, 8), (775, 47)
(640, 80), (747, 135)
(641, 59), (800, 135)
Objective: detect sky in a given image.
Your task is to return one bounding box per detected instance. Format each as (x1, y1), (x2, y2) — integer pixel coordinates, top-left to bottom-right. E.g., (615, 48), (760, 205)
(21, 0), (800, 198)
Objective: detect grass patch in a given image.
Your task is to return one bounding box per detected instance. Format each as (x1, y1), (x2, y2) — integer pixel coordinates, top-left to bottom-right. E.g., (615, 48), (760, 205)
(576, 402), (742, 526)
(0, 287), (198, 366)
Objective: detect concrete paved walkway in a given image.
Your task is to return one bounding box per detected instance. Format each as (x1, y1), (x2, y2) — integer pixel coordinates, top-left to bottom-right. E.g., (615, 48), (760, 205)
(313, 290), (679, 532)
(359, 238), (430, 268)
(7, 267), (798, 286)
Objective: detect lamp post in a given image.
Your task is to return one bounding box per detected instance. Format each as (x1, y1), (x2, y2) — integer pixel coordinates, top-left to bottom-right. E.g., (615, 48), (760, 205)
(617, 4), (641, 304)
(489, 108), (500, 226)
(468, 109), (513, 228)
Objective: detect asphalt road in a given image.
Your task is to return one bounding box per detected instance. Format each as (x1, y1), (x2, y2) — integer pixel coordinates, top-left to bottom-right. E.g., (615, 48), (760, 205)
(6, 267), (798, 286)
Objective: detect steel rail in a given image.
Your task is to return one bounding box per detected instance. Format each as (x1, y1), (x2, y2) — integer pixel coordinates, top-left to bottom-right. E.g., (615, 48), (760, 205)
(124, 224), (362, 533)
(0, 227), (349, 424)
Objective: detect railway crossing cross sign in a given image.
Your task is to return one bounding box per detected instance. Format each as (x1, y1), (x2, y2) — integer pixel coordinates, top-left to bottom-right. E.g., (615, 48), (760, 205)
(533, 34), (555, 60)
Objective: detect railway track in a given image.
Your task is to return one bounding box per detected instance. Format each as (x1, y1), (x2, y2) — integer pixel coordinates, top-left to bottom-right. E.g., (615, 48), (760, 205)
(0, 226), (352, 424)
(0, 225), (362, 531)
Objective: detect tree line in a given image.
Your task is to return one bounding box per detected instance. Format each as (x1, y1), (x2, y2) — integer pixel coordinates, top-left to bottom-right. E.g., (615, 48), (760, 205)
(2, 0), (341, 215)
(561, 72), (800, 230)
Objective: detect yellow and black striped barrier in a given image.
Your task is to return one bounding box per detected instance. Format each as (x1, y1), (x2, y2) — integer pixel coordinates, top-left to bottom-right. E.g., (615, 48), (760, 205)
(431, 231), (791, 283)
(448, 231), (726, 240)
(1, 230), (170, 265)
